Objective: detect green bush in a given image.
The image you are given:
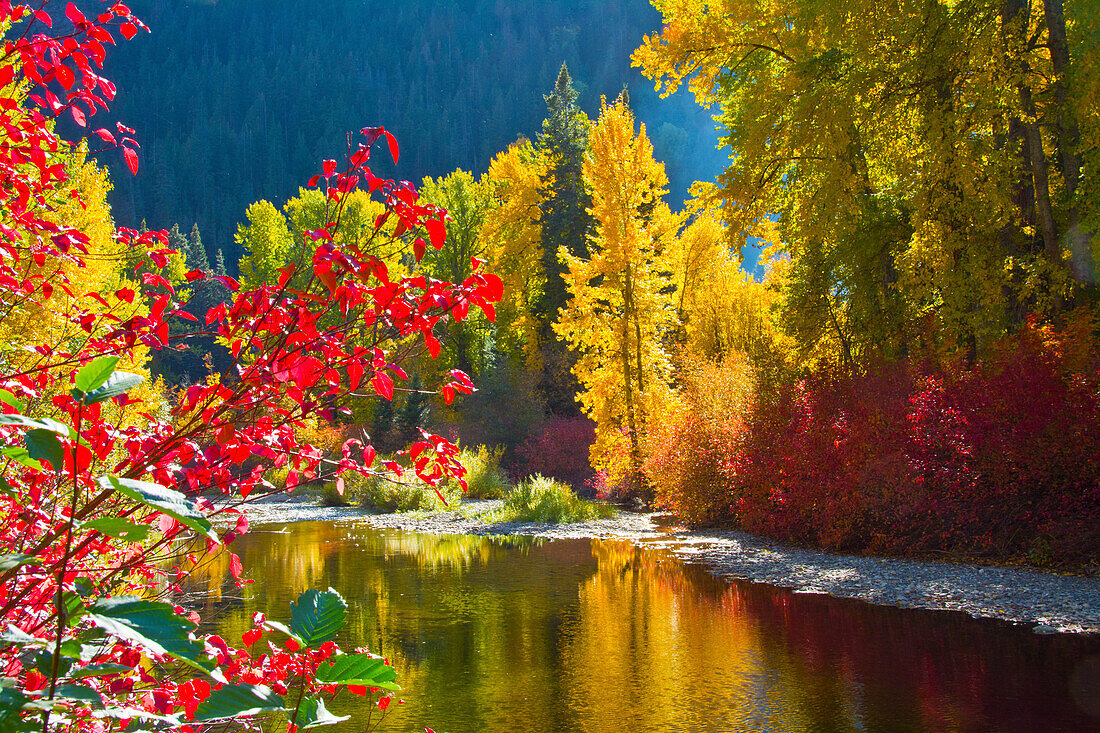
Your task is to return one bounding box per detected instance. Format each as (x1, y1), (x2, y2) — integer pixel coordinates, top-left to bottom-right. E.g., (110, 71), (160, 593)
(460, 445), (512, 499)
(494, 475), (613, 523)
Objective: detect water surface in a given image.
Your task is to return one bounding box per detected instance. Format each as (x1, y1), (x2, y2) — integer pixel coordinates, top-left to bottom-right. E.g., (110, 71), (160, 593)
(189, 521), (1100, 732)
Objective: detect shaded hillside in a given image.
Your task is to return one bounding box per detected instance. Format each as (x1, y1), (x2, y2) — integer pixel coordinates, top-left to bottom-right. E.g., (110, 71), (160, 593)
(92, 0), (726, 269)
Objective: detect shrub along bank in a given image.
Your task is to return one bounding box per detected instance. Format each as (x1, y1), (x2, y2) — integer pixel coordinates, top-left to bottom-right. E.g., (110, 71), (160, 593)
(646, 316), (1100, 568)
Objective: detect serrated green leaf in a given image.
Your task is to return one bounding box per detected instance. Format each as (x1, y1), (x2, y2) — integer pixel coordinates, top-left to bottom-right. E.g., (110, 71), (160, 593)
(191, 684), (283, 722)
(68, 663), (132, 679)
(297, 695), (350, 728)
(83, 372), (144, 406)
(100, 476), (219, 543)
(26, 429), (64, 471)
(0, 414), (69, 434)
(81, 517), (151, 543)
(290, 588), (347, 647)
(74, 356), (120, 393)
(0, 446), (42, 472)
(86, 596), (208, 673)
(0, 389), (25, 413)
(262, 619), (304, 645)
(312, 653), (399, 690)
(0, 553), (40, 572)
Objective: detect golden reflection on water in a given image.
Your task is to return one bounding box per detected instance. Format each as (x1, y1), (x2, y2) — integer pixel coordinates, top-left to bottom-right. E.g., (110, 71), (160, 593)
(184, 521), (1100, 733)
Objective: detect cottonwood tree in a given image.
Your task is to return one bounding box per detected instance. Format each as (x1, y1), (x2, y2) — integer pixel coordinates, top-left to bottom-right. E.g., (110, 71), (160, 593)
(556, 96), (679, 489)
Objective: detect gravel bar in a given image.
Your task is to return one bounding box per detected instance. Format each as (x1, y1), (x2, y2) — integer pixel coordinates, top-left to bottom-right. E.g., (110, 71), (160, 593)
(243, 497), (1100, 635)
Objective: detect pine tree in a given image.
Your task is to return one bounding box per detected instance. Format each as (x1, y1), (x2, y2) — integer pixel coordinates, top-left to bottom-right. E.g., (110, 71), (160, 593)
(185, 222), (210, 271)
(533, 63), (595, 415)
(535, 62), (593, 322)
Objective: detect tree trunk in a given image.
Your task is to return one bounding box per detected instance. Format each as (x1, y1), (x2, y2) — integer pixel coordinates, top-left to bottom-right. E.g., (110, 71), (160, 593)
(1043, 0), (1094, 283)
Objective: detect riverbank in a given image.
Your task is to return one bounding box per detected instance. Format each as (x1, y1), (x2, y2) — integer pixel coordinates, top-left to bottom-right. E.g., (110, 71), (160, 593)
(243, 496), (1100, 635)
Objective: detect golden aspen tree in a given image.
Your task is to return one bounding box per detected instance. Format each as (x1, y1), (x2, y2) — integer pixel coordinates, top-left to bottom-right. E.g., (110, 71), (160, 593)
(555, 96), (679, 488)
(480, 140), (549, 369)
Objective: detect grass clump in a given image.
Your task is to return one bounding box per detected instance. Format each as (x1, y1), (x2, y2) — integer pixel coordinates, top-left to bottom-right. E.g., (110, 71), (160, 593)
(459, 445), (511, 499)
(494, 474), (613, 524)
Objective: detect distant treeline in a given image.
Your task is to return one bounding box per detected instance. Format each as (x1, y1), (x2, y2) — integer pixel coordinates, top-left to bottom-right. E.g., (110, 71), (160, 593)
(89, 0), (725, 270)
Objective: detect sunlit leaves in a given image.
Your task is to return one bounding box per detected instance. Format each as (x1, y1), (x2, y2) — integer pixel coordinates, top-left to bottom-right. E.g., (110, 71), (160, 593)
(289, 589), (347, 647)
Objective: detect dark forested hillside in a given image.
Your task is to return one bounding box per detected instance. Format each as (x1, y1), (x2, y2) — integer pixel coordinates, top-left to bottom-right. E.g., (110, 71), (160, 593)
(90, 0), (725, 269)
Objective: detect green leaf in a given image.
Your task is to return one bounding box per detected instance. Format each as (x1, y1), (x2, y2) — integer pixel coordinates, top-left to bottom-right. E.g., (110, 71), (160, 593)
(83, 372), (145, 406)
(0, 625), (47, 648)
(0, 476), (14, 498)
(0, 414), (69, 434)
(74, 356), (120, 393)
(54, 683), (103, 707)
(81, 518), (151, 543)
(312, 653), (399, 691)
(0, 687), (27, 730)
(0, 553), (40, 572)
(26, 429), (64, 471)
(85, 596), (208, 673)
(261, 619), (304, 646)
(90, 706), (180, 726)
(0, 389), (25, 413)
(191, 684), (284, 722)
(0, 446), (42, 472)
(289, 588), (347, 647)
(68, 663), (132, 679)
(100, 476), (219, 543)
(297, 695), (350, 728)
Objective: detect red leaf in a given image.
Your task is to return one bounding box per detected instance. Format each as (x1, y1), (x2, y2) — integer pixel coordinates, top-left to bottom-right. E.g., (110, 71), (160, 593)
(424, 218), (446, 250)
(70, 105), (86, 127)
(347, 361), (363, 391)
(384, 130), (399, 163)
(215, 424), (234, 445)
(442, 384), (455, 405)
(323, 159), (337, 178)
(307, 174), (320, 188)
(229, 553), (243, 579)
(65, 3), (86, 26)
(372, 372), (393, 401)
(34, 9), (52, 27)
(55, 65), (74, 90)
(185, 269), (205, 282)
(413, 237), (425, 263)
(93, 127), (116, 144)
(123, 146), (138, 175)
(115, 287), (134, 303)
(348, 685), (368, 697)
(119, 22), (137, 39)
(424, 332), (440, 359)
(482, 272), (503, 301)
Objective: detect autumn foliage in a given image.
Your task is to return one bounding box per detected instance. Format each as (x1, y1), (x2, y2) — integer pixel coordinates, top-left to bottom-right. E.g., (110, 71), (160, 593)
(0, 2), (500, 730)
(648, 316), (1100, 565)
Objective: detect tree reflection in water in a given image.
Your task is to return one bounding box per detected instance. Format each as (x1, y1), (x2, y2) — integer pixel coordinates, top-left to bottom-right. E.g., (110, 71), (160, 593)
(182, 521), (1100, 732)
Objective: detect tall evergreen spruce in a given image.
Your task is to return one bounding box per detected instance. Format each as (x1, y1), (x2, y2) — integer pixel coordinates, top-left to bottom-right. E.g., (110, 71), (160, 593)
(534, 63), (593, 415)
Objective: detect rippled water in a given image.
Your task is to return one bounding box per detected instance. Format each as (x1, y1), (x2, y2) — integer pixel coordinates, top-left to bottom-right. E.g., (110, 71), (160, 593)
(188, 520), (1100, 732)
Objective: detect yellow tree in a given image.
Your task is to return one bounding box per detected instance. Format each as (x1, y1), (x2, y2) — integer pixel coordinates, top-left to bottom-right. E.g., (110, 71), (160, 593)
(555, 97), (679, 487)
(479, 139), (548, 369)
(635, 0), (1100, 363)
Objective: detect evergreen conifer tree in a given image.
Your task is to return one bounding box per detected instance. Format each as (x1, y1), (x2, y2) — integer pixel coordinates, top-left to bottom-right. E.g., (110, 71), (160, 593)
(533, 63), (594, 415)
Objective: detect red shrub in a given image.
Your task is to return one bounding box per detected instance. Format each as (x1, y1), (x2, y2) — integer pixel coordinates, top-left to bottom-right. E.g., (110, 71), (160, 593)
(732, 314), (1100, 564)
(512, 416), (597, 493)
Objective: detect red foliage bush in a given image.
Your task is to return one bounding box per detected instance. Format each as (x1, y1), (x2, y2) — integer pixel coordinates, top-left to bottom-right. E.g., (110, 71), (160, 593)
(656, 315), (1100, 566)
(512, 416), (596, 493)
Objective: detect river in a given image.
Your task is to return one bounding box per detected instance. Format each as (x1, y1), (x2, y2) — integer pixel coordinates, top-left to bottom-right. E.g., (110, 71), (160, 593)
(188, 520), (1100, 732)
